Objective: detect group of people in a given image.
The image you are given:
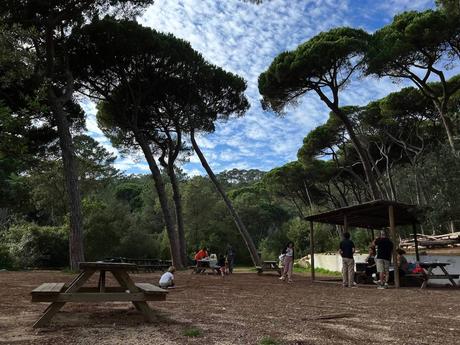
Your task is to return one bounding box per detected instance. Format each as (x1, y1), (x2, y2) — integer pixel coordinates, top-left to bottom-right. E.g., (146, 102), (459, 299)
(194, 245), (236, 276)
(339, 230), (411, 289)
(157, 245), (236, 288)
(159, 233), (410, 289)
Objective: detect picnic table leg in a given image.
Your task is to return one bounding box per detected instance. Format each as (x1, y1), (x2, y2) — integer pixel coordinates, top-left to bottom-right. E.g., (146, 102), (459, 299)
(98, 270), (106, 292)
(421, 267), (433, 289)
(439, 266), (458, 287)
(33, 269), (96, 328)
(33, 302), (66, 328)
(111, 270), (156, 322)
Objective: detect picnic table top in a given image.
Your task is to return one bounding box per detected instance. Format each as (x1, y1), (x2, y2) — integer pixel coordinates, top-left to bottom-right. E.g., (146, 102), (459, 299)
(419, 262), (451, 268)
(79, 261), (137, 270)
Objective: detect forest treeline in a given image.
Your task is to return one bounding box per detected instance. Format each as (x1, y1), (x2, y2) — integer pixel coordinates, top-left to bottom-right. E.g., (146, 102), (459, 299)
(1, 1), (459, 269)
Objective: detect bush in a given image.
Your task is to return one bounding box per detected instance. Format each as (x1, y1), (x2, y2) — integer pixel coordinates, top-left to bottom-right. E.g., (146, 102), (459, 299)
(5, 223), (68, 268)
(0, 244), (14, 269)
(117, 229), (160, 259)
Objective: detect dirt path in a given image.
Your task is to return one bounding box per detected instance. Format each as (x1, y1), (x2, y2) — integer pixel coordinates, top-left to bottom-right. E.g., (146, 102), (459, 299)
(0, 270), (459, 344)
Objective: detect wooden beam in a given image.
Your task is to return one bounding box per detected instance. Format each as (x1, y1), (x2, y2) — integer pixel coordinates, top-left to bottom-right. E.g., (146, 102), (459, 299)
(310, 221), (315, 281)
(389, 205), (399, 288)
(32, 292), (166, 303)
(412, 223), (420, 262)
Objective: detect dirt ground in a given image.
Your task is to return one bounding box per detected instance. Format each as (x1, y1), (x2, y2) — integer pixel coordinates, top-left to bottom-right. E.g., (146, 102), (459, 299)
(0, 270), (459, 345)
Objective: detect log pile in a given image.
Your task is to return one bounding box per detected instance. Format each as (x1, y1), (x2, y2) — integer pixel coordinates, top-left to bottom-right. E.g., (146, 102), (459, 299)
(401, 232), (460, 249)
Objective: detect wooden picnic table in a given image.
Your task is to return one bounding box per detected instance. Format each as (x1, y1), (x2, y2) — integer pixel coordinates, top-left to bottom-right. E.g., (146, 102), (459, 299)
(417, 262), (459, 289)
(31, 262), (167, 328)
(256, 261), (282, 276)
(192, 258), (220, 274)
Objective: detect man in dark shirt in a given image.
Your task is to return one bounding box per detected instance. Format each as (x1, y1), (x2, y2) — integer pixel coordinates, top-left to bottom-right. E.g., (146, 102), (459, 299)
(339, 232), (356, 288)
(374, 231), (394, 289)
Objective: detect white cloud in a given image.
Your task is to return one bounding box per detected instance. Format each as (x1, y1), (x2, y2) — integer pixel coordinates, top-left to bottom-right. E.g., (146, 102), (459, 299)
(81, 0), (451, 176)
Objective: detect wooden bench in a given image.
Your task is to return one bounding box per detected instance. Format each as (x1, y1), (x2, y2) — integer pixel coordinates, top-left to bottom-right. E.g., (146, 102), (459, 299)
(404, 272), (460, 288)
(424, 274), (459, 279)
(31, 283), (66, 302)
(135, 283), (168, 299)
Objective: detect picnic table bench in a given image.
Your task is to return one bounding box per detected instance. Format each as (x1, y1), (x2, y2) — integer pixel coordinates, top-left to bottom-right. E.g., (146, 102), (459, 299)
(256, 261), (282, 276)
(31, 262), (167, 328)
(415, 262), (459, 289)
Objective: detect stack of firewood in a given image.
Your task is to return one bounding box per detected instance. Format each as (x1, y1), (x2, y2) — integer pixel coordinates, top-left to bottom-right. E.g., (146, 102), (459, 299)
(400, 232), (460, 249)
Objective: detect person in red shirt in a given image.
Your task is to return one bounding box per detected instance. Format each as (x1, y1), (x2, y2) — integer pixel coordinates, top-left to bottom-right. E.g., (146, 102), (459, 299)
(194, 247), (209, 273)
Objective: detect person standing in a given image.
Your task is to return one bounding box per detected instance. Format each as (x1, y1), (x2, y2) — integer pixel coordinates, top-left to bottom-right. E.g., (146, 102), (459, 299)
(374, 231), (394, 289)
(339, 232), (356, 288)
(226, 245), (235, 274)
(279, 242), (294, 283)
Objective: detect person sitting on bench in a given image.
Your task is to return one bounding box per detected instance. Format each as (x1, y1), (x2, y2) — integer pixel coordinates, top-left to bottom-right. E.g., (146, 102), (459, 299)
(159, 266), (176, 288)
(396, 249), (410, 277)
(365, 246), (377, 277)
(194, 247), (209, 273)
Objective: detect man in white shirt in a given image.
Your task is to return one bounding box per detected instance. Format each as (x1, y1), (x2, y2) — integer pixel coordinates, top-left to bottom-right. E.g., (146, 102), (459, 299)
(159, 266), (175, 288)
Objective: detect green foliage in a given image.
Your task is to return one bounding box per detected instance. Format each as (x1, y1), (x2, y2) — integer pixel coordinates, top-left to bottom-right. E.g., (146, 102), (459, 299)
(366, 10), (455, 76)
(259, 27), (370, 112)
(182, 327), (202, 337)
(313, 267), (341, 276)
(4, 223), (68, 268)
(114, 181), (144, 211)
(0, 244), (14, 270)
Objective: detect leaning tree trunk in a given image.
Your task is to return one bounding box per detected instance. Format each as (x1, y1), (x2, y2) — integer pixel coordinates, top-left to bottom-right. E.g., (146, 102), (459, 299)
(190, 129), (261, 266)
(316, 89), (381, 200)
(433, 99), (458, 156)
(136, 135), (183, 269)
(166, 164), (188, 266)
(334, 109), (381, 200)
(49, 92), (85, 270)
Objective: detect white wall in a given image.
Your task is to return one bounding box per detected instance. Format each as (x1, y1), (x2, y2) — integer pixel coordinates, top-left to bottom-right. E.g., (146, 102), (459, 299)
(313, 253), (460, 286)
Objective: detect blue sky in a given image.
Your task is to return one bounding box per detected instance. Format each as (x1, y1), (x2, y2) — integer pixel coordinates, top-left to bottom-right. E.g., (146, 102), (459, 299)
(84, 0), (440, 176)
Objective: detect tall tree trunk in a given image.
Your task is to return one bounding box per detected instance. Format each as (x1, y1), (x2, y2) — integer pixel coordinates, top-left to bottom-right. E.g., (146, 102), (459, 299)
(190, 130), (261, 266)
(44, 24), (84, 270)
(167, 164), (188, 266)
(136, 135), (183, 268)
(49, 94), (85, 270)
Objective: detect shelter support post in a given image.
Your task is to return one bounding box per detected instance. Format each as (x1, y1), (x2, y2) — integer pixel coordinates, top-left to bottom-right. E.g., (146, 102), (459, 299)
(389, 205), (399, 288)
(343, 214), (348, 233)
(310, 221), (315, 281)
(412, 223), (420, 262)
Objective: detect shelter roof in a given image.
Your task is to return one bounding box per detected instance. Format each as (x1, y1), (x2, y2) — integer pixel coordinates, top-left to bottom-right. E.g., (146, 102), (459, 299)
(304, 200), (420, 229)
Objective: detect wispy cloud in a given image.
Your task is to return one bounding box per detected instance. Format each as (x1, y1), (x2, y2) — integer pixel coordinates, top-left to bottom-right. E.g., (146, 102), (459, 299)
(84, 0), (447, 176)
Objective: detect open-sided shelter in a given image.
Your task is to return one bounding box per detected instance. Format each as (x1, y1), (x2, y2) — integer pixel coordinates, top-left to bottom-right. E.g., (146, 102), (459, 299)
(305, 200), (421, 288)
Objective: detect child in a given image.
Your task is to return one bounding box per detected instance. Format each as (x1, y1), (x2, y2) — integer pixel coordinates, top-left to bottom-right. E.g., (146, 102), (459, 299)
(159, 266), (176, 288)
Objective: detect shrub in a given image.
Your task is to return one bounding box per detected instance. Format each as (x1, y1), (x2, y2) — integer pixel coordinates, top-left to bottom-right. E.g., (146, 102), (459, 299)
(5, 223), (68, 268)
(0, 244), (14, 270)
